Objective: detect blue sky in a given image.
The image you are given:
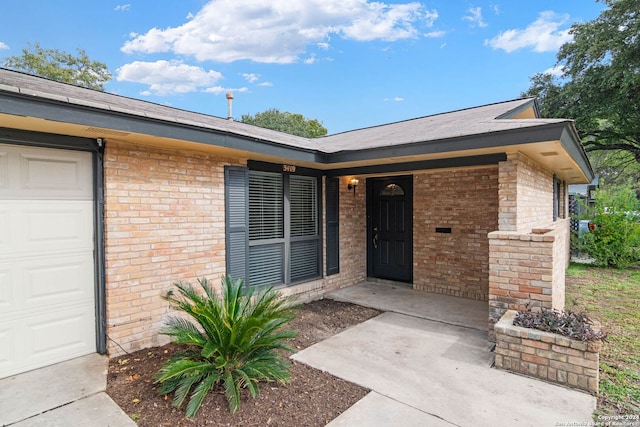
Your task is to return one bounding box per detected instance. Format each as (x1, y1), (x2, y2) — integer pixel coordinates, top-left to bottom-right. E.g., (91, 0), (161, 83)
(0, 1), (605, 134)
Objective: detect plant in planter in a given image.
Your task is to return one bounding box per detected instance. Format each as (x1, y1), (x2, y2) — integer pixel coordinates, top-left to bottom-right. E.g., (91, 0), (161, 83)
(494, 308), (606, 393)
(513, 308), (606, 342)
(155, 276), (297, 417)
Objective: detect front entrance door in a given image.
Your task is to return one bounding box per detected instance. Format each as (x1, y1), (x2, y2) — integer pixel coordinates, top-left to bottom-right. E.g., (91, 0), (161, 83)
(367, 176), (413, 283)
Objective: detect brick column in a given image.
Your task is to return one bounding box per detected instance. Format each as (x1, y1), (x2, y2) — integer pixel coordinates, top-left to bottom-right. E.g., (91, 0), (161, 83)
(487, 222), (569, 340)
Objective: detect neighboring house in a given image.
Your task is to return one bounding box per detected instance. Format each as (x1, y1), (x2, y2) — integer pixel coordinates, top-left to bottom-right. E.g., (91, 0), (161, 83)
(569, 175), (600, 213)
(0, 68), (593, 379)
(569, 175), (600, 235)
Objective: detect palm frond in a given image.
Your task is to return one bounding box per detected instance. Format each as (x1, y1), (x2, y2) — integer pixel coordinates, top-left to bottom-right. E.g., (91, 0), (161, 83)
(185, 372), (220, 418)
(172, 373), (202, 409)
(223, 371), (242, 413)
(156, 275), (298, 417)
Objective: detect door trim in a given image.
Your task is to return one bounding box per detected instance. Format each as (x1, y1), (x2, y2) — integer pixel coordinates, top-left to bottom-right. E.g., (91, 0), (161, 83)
(366, 175), (413, 283)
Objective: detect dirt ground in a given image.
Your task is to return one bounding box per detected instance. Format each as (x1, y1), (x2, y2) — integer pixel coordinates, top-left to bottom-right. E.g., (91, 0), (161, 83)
(107, 299), (381, 426)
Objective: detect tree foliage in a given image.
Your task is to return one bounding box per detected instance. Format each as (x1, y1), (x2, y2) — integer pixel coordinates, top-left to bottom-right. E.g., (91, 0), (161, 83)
(522, 0), (640, 164)
(2, 42), (111, 91)
(576, 183), (640, 268)
(241, 108), (328, 138)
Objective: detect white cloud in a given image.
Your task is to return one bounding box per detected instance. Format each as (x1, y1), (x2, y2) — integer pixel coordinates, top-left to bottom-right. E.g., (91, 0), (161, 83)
(425, 30), (445, 38)
(304, 55), (318, 64)
(114, 4), (131, 12)
(121, 0), (439, 63)
(116, 60), (223, 95)
(242, 73), (260, 83)
(490, 4), (500, 15)
(485, 11), (572, 53)
(384, 96), (405, 102)
(0, 42), (9, 50)
(204, 86), (248, 94)
(241, 73), (273, 86)
(317, 42), (330, 50)
(463, 7), (487, 28)
(544, 65), (565, 77)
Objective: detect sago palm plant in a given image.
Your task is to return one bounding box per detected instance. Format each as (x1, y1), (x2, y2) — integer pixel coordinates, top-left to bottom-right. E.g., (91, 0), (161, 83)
(154, 276), (297, 417)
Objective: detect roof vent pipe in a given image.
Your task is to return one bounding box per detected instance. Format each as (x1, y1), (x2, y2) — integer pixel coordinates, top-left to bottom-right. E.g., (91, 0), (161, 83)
(226, 92), (234, 121)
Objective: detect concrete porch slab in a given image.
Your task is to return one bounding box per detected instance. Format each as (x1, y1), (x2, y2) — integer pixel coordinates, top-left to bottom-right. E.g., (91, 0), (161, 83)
(293, 312), (596, 427)
(327, 281), (488, 331)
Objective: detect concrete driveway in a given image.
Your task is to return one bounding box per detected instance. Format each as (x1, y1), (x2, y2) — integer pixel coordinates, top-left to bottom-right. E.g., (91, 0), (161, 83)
(292, 283), (596, 427)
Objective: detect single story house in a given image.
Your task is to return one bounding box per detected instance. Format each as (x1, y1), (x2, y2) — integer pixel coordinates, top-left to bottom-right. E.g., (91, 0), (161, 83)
(0, 68), (593, 379)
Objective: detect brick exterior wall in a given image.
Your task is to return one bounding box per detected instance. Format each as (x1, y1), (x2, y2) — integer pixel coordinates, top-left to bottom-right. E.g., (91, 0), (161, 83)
(102, 140), (572, 355)
(413, 167), (499, 301)
(104, 141), (245, 355)
(499, 153), (554, 232)
(104, 144), (368, 356)
(321, 176), (367, 292)
(495, 311), (600, 393)
(488, 220), (571, 337)
(488, 153), (571, 339)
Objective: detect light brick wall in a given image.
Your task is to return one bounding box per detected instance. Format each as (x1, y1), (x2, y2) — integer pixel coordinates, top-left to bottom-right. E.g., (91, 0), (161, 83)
(104, 141), (245, 355)
(322, 176), (367, 292)
(495, 310), (600, 393)
(104, 151), (367, 355)
(499, 153), (554, 233)
(488, 219), (570, 337)
(488, 153), (571, 338)
(413, 167), (499, 300)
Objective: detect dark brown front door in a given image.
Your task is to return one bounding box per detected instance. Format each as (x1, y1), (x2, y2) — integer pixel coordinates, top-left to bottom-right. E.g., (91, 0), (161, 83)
(368, 176), (413, 283)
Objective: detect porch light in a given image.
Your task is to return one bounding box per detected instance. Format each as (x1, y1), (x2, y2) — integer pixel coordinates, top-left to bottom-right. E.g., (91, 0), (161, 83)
(347, 178), (359, 195)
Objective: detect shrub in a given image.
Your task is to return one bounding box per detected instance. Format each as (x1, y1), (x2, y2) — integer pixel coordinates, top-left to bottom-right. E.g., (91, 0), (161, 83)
(514, 308), (606, 342)
(155, 276), (297, 417)
(577, 183), (640, 268)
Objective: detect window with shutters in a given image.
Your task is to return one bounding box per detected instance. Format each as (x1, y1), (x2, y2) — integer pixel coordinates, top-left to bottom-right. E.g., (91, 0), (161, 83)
(243, 169), (321, 287)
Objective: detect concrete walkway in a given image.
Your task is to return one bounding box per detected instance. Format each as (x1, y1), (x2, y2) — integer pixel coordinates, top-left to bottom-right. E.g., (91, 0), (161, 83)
(0, 282), (597, 426)
(327, 281), (488, 331)
(0, 353), (136, 427)
(292, 282), (597, 427)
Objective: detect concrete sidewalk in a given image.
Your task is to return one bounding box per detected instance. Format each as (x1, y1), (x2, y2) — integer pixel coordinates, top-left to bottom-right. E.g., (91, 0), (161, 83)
(0, 354), (136, 427)
(293, 308), (596, 427)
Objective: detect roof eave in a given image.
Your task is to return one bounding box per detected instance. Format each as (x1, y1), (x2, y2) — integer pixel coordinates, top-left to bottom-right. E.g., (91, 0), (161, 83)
(0, 89), (325, 164)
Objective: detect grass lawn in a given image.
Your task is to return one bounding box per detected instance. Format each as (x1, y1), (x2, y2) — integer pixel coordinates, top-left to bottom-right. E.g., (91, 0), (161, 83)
(565, 263), (640, 416)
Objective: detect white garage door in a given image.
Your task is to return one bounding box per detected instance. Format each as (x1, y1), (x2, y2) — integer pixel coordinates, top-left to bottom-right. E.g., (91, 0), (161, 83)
(0, 143), (96, 379)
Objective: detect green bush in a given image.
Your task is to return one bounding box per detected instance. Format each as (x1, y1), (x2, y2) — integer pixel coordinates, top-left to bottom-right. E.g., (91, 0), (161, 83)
(579, 184), (640, 268)
(154, 276), (297, 417)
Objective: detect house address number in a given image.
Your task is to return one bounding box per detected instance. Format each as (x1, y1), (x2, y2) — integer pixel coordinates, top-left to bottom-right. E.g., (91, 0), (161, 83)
(282, 165), (297, 173)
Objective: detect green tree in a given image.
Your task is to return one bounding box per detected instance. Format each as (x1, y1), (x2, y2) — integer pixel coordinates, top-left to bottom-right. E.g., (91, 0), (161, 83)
(578, 183), (640, 268)
(2, 42), (111, 91)
(522, 0), (640, 164)
(241, 108), (328, 138)
(155, 276), (297, 416)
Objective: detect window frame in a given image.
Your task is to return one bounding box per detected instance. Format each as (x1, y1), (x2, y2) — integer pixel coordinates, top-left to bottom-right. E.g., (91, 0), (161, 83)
(246, 161), (323, 288)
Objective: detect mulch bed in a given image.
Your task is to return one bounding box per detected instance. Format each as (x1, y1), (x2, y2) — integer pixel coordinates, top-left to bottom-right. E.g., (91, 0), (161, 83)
(107, 299), (381, 426)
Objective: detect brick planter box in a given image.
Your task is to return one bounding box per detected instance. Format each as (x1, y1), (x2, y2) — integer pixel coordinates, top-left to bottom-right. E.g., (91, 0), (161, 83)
(494, 310), (601, 393)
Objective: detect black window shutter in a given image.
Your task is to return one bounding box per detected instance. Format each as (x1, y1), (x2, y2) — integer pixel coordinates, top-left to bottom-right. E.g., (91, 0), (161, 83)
(225, 166), (249, 284)
(326, 177), (340, 275)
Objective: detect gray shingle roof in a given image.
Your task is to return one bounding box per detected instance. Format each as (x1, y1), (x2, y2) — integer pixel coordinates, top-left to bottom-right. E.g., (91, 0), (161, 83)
(0, 68), (567, 153)
(319, 99), (572, 153)
(0, 68), (318, 151)
(0, 68), (592, 182)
